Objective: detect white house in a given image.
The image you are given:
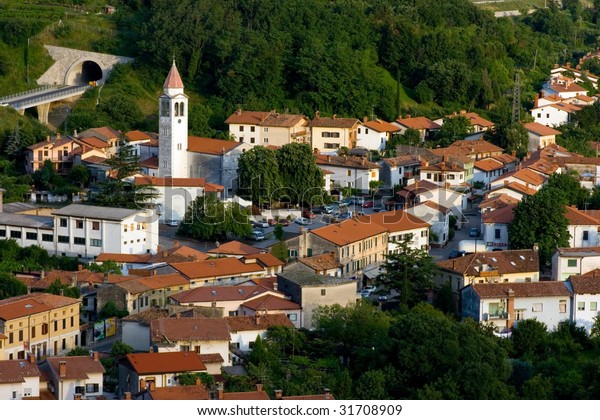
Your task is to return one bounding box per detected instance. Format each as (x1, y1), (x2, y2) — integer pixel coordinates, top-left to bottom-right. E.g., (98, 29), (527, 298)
(0, 356), (41, 400)
(523, 122), (561, 152)
(419, 160), (466, 187)
(378, 155), (421, 188)
(530, 102), (581, 127)
(356, 118), (400, 151)
(567, 272), (600, 333)
(315, 154), (379, 193)
(393, 115), (441, 142)
(226, 314), (295, 353)
(150, 317), (231, 367)
(541, 81), (588, 99)
(239, 294), (303, 328)
(405, 201), (450, 247)
(359, 210), (430, 253)
(489, 168), (548, 193)
(473, 158), (507, 188)
(38, 353), (105, 400)
(461, 282), (572, 333)
(51, 204), (159, 258)
(398, 180), (467, 215)
(481, 204), (515, 251)
(565, 206), (600, 248)
(552, 246), (600, 281)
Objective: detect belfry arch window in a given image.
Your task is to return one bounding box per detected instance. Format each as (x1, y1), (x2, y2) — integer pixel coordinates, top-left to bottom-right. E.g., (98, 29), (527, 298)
(161, 100), (170, 117)
(174, 102), (179, 117)
(179, 102), (185, 116)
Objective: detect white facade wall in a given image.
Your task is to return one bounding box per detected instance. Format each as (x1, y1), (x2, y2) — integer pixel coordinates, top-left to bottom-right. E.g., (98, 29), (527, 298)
(568, 224), (600, 248)
(311, 127), (352, 152)
(527, 133), (556, 152)
(416, 188), (465, 212)
(406, 205), (449, 246)
(511, 296), (571, 331)
(356, 126), (388, 151)
(157, 340), (230, 367)
(0, 376), (40, 400)
(158, 90), (189, 178)
(420, 169), (465, 187)
(229, 123), (260, 148)
(317, 165), (378, 193)
(473, 168), (504, 187)
(230, 330), (265, 352)
(387, 227), (429, 253)
(530, 106), (571, 127)
(552, 254), (600, 281)
(482, 223), (510, 251)
(572, 293), (600, 333)
(149, 185), (205, 222)
(59, 372), (103, 400)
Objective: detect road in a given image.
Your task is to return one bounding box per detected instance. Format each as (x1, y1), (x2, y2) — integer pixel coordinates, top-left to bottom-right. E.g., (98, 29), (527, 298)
(429, 210), (482, 262)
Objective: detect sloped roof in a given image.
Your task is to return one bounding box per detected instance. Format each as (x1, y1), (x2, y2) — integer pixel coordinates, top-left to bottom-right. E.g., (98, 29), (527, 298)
(125, 130), (153, 142)
(208, 240), (262, 256)
(357, 209), (430, 232)
(140, 156), (158, 169)
(240, 294), (301, 311)
(297, 253), (342, 271)
(188, 137), (241, 155)
(0, 359), (41, 384)
(474, 158), (504, 172)
(118, 273), (189, 295)
(450, 139), (503, 154)
(513, 168), (548, 186)
(0, 293), (80, 321)
(147, 385), (210, 400)
(243, 253), (285, 267)
(315, 154), (379, 170)
(51, 204), (140, 221)
(471, 282), (571, 299)
(124, 352), (206, 375)
(565, 206), (600, 226)
(260, 112), (308, 127)
(482, 204), (515, 224)
(151, 317), (230, 342)
(40, 355), (105, 380)
(308, 115), (360, 128)
(311, 218), (388, 246)
(169, 285), (271, 304)
(395, 116), (440, 130)
(363, 119), (401, 133)
(171, 258), (264, 280)
(523, 122), (561, 136)
(164, 61), (184, 89)
(225, 110), (270, 125)
(226, 313), (294, 332)
(569, 272), (600, 294)
(437, 249), (539, 276)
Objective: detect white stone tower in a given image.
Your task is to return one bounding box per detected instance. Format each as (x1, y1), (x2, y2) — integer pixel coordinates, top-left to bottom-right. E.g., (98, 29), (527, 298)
(158, 61), (188, 178)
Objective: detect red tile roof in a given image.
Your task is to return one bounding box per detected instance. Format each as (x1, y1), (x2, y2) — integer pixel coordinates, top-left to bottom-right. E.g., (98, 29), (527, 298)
(118, 273), (189, 295)
(474, 159), (504, 172)
(188, 137), (241, 155)
(243, 253), (284, 268)
(523, 122), (561, 136)
(395, 116), (441, 130)
(357, 209), (430, 232)
(311, 218), (388, 246)
(140, 156), (158, 169)
(482, 204), (515, 224)
(450, 139), (503, 154)
(315, 154), (379, 170)
(226, 313), (294, 332)
(170, 285), (271, 304)
(147, 385), (210, 400)
(0, 359), (41, 384)
(241, 294), (301, 311)
(363, 119), (401, 133)
(569, 273), (600, 294)
(0, 293), (80, 321)
(297, 252), (342, 271)
(208, 241), (263, 256)
(471, 282), (571, 299)
(125, 352), (206, 374)
(151, 317), (230, 342)
(225, 110), (270, 125)
(40, 355), (105, 380)
(565, 206), (600, 225)
(125, 130), (153, 142)
(437, 249), (539, 276)
(171, 257), (265, 280)
(164, 61), (184, 89)
(222, 390), (270, 400)
(309, 115), (360, 129)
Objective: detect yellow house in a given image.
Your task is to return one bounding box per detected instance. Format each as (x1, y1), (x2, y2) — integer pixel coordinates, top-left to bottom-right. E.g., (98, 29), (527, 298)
(0, 293), (81, 361)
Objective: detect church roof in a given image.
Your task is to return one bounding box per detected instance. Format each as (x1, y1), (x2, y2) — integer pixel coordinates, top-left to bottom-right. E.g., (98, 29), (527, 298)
(164, 61), (184, 89)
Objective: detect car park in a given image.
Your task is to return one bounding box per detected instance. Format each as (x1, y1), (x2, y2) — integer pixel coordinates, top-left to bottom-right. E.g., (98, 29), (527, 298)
(362, 200), (374, 208)
(253, 220), (270, 229)
(295, 217), (311, 225)
(469, 227), (480, 237)
(362, 285), (376, 293)
(303, 209), (316, 219)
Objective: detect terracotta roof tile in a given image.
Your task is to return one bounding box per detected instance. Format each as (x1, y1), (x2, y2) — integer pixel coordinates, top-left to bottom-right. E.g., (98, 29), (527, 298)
(311, 218), (388, 246)
(260, 113), (308, 127)
(208, 241), (262, 256)
(297, 253), (342, 271)
(474, 158), (505, 172)
(171, 257), (265, 280)
(565, 206), (600, 225)
(308, 115), (360, 129)
(133, 175), (209, 188)
(40, 355), (105, 380)
(513, 168), (548, 186)
(395, 116), (441, 130)
(241, 294), (301, 311)
(118, 273), (189, 295)
(222, 390), (270, 400)
(523, 122), (561, 136)
(437, 249), (539, 276)
(471, 282), (571, 299)
(124, 352), (206, 375)
(124, 130), (153, 142)
(225, 110), (270, 125)
(363, 119), (401, 133)
(226, 313), (294, 332)
(243, 253), (284, 267)
(199, 353), (224, 364)
(151, 317), (230, 342)
(170, 285), (271, 304)
(569, 273), (600, 294)
(164, 61), (184, 89)
(140, 156), (158, 169)
(0, 293), (80, 321)
(148, 385), (210, 400)
(315, 154), (379, 170)
(482, 204), (515, 224)
(356, 209), (430, 232)
(188, 137), (241, 155)
(0, 359), (41, 384)
(450, 139), (503, 153)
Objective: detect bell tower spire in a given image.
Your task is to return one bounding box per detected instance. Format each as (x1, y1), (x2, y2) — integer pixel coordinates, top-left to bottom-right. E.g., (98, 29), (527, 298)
(158, 60), (188, 178)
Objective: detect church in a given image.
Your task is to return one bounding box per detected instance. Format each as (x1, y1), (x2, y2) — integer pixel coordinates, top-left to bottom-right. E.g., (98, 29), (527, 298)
(137, 61), (243, 222)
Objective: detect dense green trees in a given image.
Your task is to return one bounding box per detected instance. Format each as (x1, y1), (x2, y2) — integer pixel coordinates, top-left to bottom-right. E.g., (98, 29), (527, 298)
(237, 146), (282, 205)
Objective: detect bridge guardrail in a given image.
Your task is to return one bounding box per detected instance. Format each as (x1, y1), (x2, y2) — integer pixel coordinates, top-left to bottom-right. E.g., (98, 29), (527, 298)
(0, 85), (63, 102)
(7, 85), (92, 109)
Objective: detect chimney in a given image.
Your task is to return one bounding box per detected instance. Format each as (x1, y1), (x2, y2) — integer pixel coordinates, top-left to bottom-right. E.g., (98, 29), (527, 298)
(236, 108), (242, 115)
(332, 114), (336, 119)
(511, 150), (516, 158)
(29, 353), (35, 364)
(324, 388), (331, 398)
(554, 63), (559, 69)
(195, 378), (202, 387)
(445, 182), (450, 189)
(256, 383), (263, 392)
(176, 312), (181, 319)
(441, 161), (446, 170)
(274, 389), (283, 400)
(405, 114), (411, 118)
(534, 93), (539, 108)
(423, 161), (429, 168)
(255, 313), (260, 326)
(56, 132), (61, 140)
(41, 270), (45, 279)
(73, 129), (78, 138)
(77, 264), (83, 272)
(566, 62), (571, 69)
(460, 109), (466, 115)
(327, 155), (331, 162)
(46, 135), (50, 141)
(526, 152), (531, 159)
(157, 244), (163, 254)
(149, 346), (154, 353)
(93, 351), (99, 361)
(103, 273), (109, 284)
(363, 116), (368, 123)
(533, 243), (539, 253)
(59, 361), (67, 377)
(273, 280), (278, 291)
(315, 111), (320, 119)
(504, 180), (508, 187)
(124, 392), (132, 400)
(149, 381), (156, 391)
(173, 240), (179, 248)
(71, 273), (77, 287)
(140, 379), (146, 389)
(163, 250), (168, 257)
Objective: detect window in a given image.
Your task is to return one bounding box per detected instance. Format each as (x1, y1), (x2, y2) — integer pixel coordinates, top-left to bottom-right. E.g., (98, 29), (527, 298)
(287, 313), (297, 322)
(9, 332), (13, 343)
(41, 233), (52, 242)
(495, 229), (501, 239)
(124, 224), (128, 232)
(488, 303), (500, 317)
(58, 236), (69, 244)
(263, 138), (269, 143)
(18, 330), (23, 341)
(321, 289), (326, 296)
(92, 221), (100, 231)
(567, 259), (577, 267)
(288, 249), (298, 258)
(10, 231), (21, 239)
(240, 126), (244, 132)
(53, 320), (58, 332)
(26, 232), (37, 240)
(74, 237), (85, 245)
(426, 173), (431, 179)
(559, 300), (567, 313)
(0, 229), (5, 237)
(250, 137), (256, 143)
(537, 113), (541, 118)
(71, 316), (74, 327)
(591, 302), (598, 311)
(60, 218), (67, 228)
(347, 170), (352, 176)
(31, 326), (36, 338)
(86, 384), (100, 394)
(228, 311), (238, 316)
(239, 137), (244, 143)
(90, 239), (102, 247)
(179, 102), (184, 116)
(180, 345), (190, 351)
(76, 220), (84, 229)
(532, 303), (543, 312)
(62, 338), (66, 350)
(42, 324), (48, 335)
(250, 126), (255, 132)
(583, 230), (589, 241)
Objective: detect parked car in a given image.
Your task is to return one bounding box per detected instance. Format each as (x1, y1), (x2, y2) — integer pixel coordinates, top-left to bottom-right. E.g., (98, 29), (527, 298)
(249, 230), (265, 241)
(449, 249), (466, 259)
(253, 219), (270, 229)
(377, 294), (388, 302)
(373, 203), (384, 212)
(469, 227), (480, 237)
(164, 219), (178, 227)
(294, 217), (311, 225)
(278, 218), (291, 226)
(362, 285), (377, 293)
(303, 209), (316, 219)
(360, 290), (371, 298)
(362, 200), (374, 208)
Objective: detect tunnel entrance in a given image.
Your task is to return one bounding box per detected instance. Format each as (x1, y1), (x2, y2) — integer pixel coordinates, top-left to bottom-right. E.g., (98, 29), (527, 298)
(66, 60), (103, 85)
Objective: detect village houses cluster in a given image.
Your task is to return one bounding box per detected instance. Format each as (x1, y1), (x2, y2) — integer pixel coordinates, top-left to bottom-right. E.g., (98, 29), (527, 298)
(4, 60), (600, 400)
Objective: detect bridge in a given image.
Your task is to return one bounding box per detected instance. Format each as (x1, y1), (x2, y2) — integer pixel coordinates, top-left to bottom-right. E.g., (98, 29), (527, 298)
(0, 45), (133, 125)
